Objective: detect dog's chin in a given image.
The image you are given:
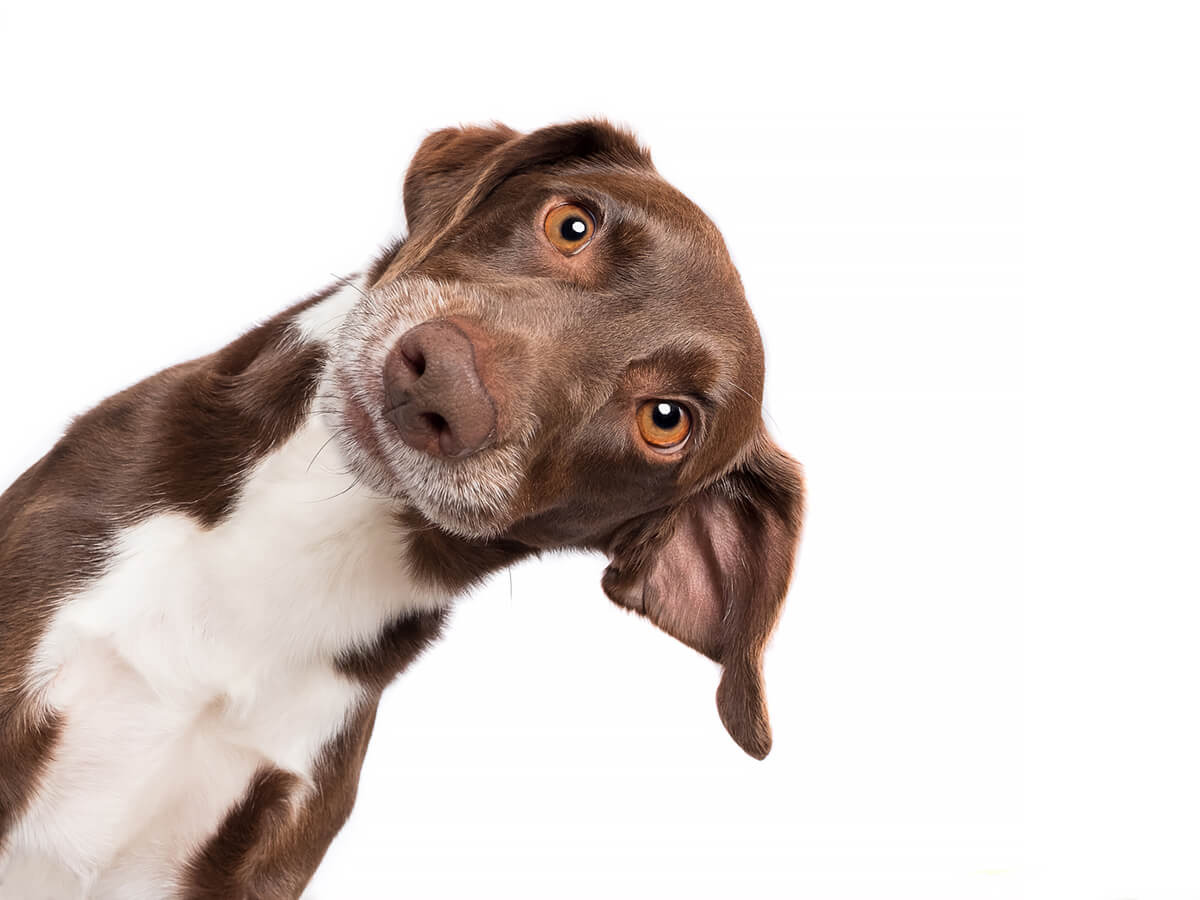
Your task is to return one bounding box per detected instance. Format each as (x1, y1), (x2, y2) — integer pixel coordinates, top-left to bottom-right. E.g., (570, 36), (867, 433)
(404, 445), (526, 539)
(391, 456), (522, 540)
(405, 492), (511, 541)
(333, 408), (523, 541)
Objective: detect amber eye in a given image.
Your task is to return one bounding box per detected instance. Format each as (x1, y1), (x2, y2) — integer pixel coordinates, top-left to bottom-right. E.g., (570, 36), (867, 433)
(636, 400), (692, 450)
(544, 203), (596, 255)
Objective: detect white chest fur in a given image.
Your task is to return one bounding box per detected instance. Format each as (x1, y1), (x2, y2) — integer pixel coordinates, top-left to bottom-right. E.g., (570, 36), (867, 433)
(1, 418), (441, 899)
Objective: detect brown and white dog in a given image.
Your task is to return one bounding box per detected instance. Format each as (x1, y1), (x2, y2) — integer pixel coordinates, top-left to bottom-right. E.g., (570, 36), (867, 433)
(0, 120), (804, 898)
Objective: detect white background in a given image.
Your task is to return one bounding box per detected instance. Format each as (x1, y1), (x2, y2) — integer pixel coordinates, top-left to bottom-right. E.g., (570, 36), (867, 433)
(1, 3), (1197, 899)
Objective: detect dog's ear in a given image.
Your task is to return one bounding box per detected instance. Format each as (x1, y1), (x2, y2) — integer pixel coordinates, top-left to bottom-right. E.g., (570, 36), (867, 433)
(403, 119), (652, 244)
(602, 432), (804, 759)
(402, 123), (519, 239)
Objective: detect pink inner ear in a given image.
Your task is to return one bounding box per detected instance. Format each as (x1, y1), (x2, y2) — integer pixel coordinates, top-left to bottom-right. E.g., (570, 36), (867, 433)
(645, 497), (743, 658)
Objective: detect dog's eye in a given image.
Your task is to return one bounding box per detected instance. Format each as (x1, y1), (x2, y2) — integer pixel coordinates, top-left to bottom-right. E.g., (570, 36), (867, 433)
(544, 203), (596, 255)
(636, 400), (692, 451)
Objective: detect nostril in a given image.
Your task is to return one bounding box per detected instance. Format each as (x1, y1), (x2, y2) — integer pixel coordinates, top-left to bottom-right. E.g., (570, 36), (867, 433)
(402, 345), (426, 377)
(421, 411), (447, 434)
(383, 318), (498, 458)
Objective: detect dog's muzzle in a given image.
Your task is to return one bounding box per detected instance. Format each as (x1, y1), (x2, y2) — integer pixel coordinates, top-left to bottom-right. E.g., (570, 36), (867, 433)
(382, 318), (498, 459)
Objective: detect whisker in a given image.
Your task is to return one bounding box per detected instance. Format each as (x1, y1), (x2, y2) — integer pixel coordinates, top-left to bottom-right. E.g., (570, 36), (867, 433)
(307, 475), (363, 503)
(726, 380), (783, 434)
(309, 313), (350, 335)
(330, 272), (370, 302)
(306, 432), (342, 474)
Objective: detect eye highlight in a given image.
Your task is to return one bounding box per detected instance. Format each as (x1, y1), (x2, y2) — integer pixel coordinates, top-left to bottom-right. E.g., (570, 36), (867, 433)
(544, 203), (596, 255)
(636, 400), (692, 451)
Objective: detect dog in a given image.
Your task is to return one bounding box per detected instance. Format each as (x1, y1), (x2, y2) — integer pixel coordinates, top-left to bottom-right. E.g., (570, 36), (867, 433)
(0, 120), (804, 898)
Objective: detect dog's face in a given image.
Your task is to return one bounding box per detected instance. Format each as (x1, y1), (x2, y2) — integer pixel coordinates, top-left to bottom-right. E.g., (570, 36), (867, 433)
(329, 121), (803, 758)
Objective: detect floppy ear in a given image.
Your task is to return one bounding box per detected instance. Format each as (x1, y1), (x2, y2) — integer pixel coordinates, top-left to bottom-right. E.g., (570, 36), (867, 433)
(402, 119), (653, 246)
(402, 123), (519, 239)
(602, 433), (804, 759)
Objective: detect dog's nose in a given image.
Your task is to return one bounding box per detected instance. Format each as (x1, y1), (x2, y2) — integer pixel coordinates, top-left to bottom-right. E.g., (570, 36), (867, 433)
(382, 319), (497, 458)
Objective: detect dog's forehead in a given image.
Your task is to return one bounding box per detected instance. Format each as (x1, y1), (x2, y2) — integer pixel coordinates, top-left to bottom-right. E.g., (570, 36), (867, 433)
(590, 169), (763, 376)
(554, 165), (731, 255)
(531, 166), (756, 326)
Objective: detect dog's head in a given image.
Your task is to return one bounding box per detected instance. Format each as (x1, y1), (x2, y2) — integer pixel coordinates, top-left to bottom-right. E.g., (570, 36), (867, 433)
(330, 120), (803, 758)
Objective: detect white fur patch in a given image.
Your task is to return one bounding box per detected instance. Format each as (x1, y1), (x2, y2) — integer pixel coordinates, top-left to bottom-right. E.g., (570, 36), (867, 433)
(291, 276), (366, 346)
(0, 417), (445, 898)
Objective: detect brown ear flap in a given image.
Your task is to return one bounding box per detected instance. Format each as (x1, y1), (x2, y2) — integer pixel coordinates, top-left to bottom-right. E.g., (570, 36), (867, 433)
(602, 433), (804, 759)
(402, 119), (653, 249)
(402, 123), (519, 239)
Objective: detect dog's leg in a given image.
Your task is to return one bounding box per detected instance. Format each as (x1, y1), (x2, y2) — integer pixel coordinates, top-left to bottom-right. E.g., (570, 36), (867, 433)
(179, 701), (379, 900)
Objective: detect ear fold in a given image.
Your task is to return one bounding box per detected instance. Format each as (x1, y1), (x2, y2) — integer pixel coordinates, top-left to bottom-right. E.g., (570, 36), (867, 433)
(402, 123), (519, 238)
(402, 119), (653, 247)
(602, 434), (804, 759)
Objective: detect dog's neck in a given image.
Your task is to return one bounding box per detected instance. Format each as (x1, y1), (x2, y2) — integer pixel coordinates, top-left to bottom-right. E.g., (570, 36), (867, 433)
(1, 275), (475, 894)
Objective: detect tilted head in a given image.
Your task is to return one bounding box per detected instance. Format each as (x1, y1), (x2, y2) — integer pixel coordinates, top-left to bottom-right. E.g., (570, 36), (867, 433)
(328, 120), (804, 758)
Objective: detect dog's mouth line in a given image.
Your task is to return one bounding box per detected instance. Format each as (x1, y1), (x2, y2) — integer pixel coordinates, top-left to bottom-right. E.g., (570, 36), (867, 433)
(329, 407), (521, 526)
(336, 446), (508, 536)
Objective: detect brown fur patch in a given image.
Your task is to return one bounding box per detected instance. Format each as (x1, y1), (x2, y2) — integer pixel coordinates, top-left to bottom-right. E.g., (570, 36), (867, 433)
(394, 507), (536, 595)
(183, 703), (380, 900)
(0, 283), (337, 849)
(335, 607), (449, 695)
(0, 713), (59, 853)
